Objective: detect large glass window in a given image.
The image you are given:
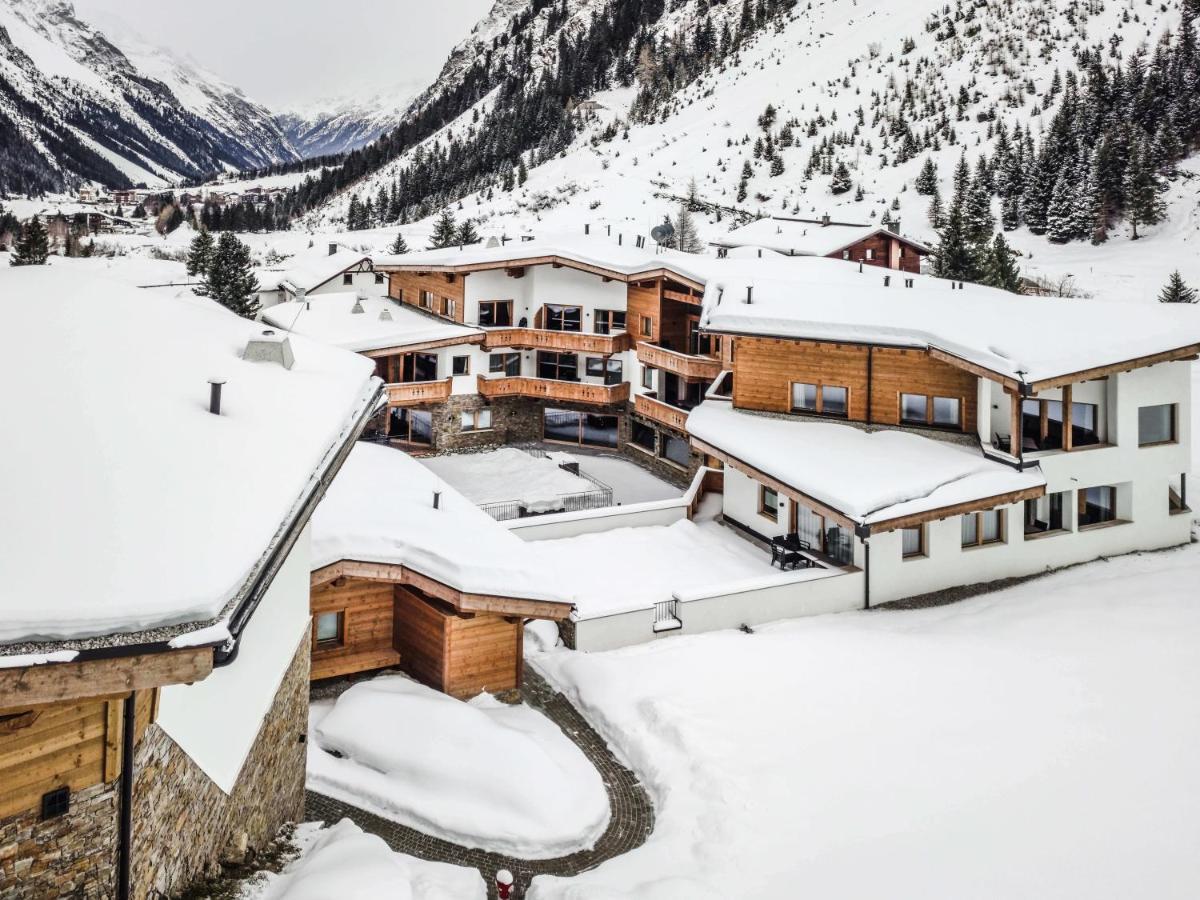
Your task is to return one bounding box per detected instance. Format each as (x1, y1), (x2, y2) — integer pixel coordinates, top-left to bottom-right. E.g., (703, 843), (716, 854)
(478, 300), (513, 327)
(1078, 486), (1117, 527)
(543, 409), (618, 447)
(901, 393), (928, 424)
(403, 352), (438, 383)
(932, 396), (961, 427)
(1024, 491), (1066, 535)
(905, 393), (961, 428)
(537, 351), (578, 381)
(631, 420), (657, 452)
(594, 309), (626, 334)
(791, 382), (847, 417)
(1071, 403), (1100, 447)
(543, 409), (580, 443)
(388, 408), (433, 445)
(661, 435), (690, 467)
(586, 357), (624, 384)
(581, 414), (619, 448)
(544, 304), (582, 332)
(1138, 404), (1176, 446)
(489, 352), (520, 376)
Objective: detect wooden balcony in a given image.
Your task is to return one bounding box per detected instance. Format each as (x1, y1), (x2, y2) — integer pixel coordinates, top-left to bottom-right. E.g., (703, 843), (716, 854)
(385, 377), (453, 406)
(481, 327), (633, 354)
(636, 342), (723, 381)
(476, 374), (630, 406)
(634, 393), (691, 432)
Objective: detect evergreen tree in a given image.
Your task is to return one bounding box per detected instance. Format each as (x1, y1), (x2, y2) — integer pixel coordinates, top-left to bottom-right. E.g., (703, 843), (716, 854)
(933, 202), (977, 282)
(10, 216), (49, 267)
(1124, 136), (1166, 239)
(769, 154), (784, 177)
(928, 186), (945, 231)
(203, 232), (261, 319)
(982, 234), (1022, 293)
(1158, 270), (1198, 303)
(830, 161), (852, 195)
(389, 232), (409, 254)
(914, 157), (938, 195)
(1045, 173), (1078, 244)
(186, 229), (215, 278)
(517, 159), (529, 186)
(428, 209), (459, 249)
(455, 218), (481, 246)
(131, 204), (147, 220)
(964, 170), (995, 245)
(1001, 194), (1021, 231)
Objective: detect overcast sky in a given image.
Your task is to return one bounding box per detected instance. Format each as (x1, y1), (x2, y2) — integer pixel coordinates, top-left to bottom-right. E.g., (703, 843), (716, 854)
(73, 0), (493, 109)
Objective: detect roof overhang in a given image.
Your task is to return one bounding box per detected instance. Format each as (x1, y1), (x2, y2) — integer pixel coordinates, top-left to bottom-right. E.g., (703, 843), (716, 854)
(311, 559), (573, 621)
(0, 647), (213, 709)
(359, 332), (484, 357)
(377, 255), (707, 294)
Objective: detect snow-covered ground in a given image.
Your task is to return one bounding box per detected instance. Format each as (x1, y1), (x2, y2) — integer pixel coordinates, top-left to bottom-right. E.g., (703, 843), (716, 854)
(559, 451), (683, 504)
(307, 676), (610, 858)
(237, 819), (484, 900)
(528, 542), (1200, 899)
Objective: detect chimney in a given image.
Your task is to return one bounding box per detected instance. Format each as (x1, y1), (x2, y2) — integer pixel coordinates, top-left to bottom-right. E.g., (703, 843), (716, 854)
(379, 308), (393, 321)
(883, 275), (891, 287)
(328, 242), (338, 256)
(821, 213), (831, 226)
(433, 491), (441, 510)
(887, 219), (901, 235)
(208, 378), (226, 415)
(242, 330), (295, 369)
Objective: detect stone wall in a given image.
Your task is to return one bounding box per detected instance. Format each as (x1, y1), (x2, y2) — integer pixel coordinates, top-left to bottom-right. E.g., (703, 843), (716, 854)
(621, 413), (701, 486)
(132, 630), (310, 897)
(0, 782), (117, 898)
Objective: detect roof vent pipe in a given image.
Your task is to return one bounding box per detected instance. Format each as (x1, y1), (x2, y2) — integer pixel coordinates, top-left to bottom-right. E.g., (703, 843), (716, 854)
(745, 285), (753, 304)
(883, 275), (891, 287)
(328, 242), (338, 257)
(433, 491), (441, 510)
(208, 378), (226, 415)
(859, 261), (863, 274)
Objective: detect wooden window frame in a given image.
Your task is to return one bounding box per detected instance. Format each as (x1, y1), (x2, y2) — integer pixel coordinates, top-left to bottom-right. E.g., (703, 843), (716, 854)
(961, 508), (1005, 549)
(489, 352), (520, 376)
(901, 524), (926, 559)
(901, 392), (962, 429)
(543, 304), (583, 333)
(759, 485), (780, 522)
(594, 309), (627, 335)
(536, 350), (578, 381)
(460, 408), (493, 431)
(1078, 485), (1119, 530)
(478, 299), (514, 327)
(451, 355), (471, 376)
(790, 381), (849, 418)
(641, 365), (654, 389)
(640, 315), (654, 337)
(313, 611), (345, 651)
(419, 290), (433, 310)
(1137, 403), (1178, 448)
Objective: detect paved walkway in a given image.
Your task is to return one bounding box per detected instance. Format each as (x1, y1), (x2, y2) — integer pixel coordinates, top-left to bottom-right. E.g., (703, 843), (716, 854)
(304, 668), (654, 898)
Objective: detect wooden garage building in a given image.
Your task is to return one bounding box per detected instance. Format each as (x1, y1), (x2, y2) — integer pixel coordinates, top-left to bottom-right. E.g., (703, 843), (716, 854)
(310, 560), (572, 699)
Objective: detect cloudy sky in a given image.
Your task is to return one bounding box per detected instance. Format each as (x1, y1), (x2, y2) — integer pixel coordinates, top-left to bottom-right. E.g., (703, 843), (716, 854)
(73, 0), (493, 109)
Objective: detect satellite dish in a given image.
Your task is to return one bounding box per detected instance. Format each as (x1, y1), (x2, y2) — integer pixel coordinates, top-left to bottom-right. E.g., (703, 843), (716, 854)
(650, 222), (675, 245)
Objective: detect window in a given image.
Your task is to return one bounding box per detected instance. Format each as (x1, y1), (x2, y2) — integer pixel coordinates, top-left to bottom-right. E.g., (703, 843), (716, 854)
(903, 393), (961, 428)
(388, 408), (433, 444)
(962, 509), (1004, 547)
(403, 352), (438, 383)
(901, 525), (925, 559)
(451, 355), (470, 376)
(841, 250), (850, 260)
(1024, 491), (1067, 535)
(375, 273), (385, 285)
(440, 297), (456, 318)
(460, 408), (493, 431)
(759, 485), (779, 522)
(1078, 486), (1117, 528)
(419, 290), (433, 310)
(584, 357), (623, 385)
(1071, 402), (1099, 447)
(640, 315), (653, 337)
(661, 434), (691, 467)
(536, 351), (578, 381)
(586, 357), (606, 378)
(1023, 397), (1099, 450)
(543, 409), (618, 447)
(1138, 404), (1177, 446)
(342, 273), (353, 286)
(315, 611), (344, 648)
(594, 309), (627, 334)
(478, 300), (513, 327)
(544, 304), (582, 332)
(41, 787), (70, 821)
(631, 420), (657, 452)
(489, 352), (521, 376)
(790, 382), (848, 417)
(641, 366), (654, 390)
(865, 248), (875, 261)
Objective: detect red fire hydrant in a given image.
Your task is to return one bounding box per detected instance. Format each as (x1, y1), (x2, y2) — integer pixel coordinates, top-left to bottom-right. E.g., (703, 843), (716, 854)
(495, 869), (515, 899)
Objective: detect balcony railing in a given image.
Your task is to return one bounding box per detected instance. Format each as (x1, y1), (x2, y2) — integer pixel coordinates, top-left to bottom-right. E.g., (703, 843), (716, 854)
(385, 377), (453, 406)
(634, 393), (691, 432)
(636, 342), (723, 381)
(481, 327), (633, 354)
(476, 374), (630, 405)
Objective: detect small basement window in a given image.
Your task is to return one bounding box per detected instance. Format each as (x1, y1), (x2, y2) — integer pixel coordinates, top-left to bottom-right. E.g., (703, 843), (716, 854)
(314, 611), (344, 649)
(41, 787), (70, 821)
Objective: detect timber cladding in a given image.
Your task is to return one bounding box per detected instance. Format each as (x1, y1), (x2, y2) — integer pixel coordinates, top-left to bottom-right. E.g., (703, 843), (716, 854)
(730, 337), (976, 432)
(311, 577), (402, 681)
(388, 271), (466, 323)
(627, 280), (662, 343)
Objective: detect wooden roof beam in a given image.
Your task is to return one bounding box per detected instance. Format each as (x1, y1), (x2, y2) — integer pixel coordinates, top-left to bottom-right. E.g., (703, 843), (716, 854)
(0, 648), (213, 708)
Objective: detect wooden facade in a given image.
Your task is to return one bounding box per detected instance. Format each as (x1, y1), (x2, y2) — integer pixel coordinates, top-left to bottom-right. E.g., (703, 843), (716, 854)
(388, 271), (467, 324)
(627, 280), (662, 344)
(311, 576), (403, 681)
(0, 690), (155, 820)
(832, 232), (923, 273)
(481, 327), (633, 355)
(476, 374), (631, 405)
(729, 336), (977, 433)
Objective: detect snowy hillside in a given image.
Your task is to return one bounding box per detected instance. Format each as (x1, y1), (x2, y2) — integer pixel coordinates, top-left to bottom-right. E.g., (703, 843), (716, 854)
(313, 0), (1200, 301)
(276, 85), (423, 158)
(0, 0), (299, 193)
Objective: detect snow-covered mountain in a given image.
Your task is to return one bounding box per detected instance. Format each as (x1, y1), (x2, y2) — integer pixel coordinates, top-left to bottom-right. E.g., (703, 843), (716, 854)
(310, 0), (1200, 299)
(276, 85), (422, 158)
(0, 0), (299, 194)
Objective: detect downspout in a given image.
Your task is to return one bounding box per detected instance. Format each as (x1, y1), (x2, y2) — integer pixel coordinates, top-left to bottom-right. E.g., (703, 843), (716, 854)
(855, 523), (871, 610)
(117, 692), (136, 900)
(1016, 376), (1032, 470)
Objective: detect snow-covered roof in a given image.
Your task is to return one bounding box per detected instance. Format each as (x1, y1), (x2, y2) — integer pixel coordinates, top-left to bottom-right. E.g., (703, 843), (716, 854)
(378, 236), (1200, 385)
(687, 403), (1044, 530)
(713, 217), (929, 257)
(311, 443), (561, 603)
(0, 266), (378, 651)
(275, 248), (371, 294)
(263, 294), (481, 354)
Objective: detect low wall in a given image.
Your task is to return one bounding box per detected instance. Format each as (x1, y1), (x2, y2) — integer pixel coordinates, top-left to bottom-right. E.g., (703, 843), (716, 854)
(572, 568), (863, 652)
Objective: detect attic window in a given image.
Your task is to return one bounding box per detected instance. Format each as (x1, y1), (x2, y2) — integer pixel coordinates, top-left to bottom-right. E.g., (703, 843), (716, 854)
(342, 273), (353, 286)
(375, 273), (386, 285)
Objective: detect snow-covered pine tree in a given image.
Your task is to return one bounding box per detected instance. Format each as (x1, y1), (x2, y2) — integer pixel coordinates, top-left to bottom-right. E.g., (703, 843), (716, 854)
(456, 219), (481, 246)
(428, 210), (458, 249)
(1001, 194), (1021, 231)
(186, 229), (215, 279)
(669, 205), (703, 253)
(346, 194), (363, 231)
(933, 202), (977, 283)
(927, 186), (945, 231)
(517, 159), (528, 187)
(830, 161), (852, 195)
(389, 232), (409, 254)
(1158, 270), (1198, 304)
(204, 232), (260, 319)
(1045, 173), (1077, 244)
(914, 157), (938, 195)
(10, 216), (49, 267)
(1124, 136), (1166, 240)
(982, 234), (1022, 293)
